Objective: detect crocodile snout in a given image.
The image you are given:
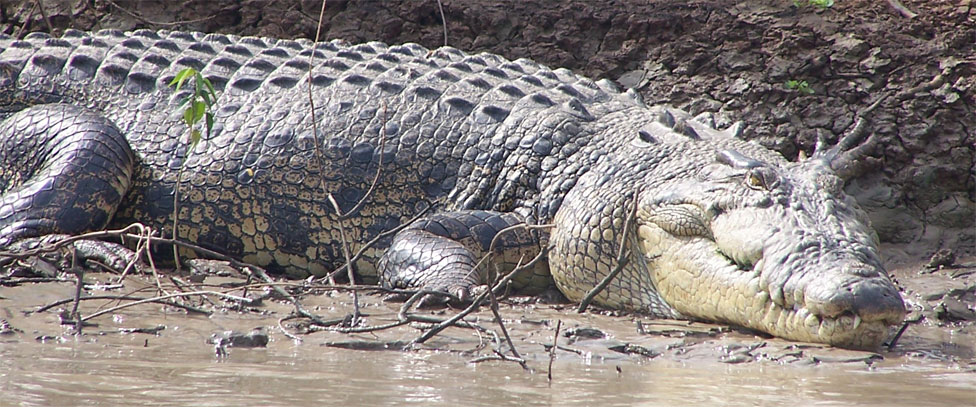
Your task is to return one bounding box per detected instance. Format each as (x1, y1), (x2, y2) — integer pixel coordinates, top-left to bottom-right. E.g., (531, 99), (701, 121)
(805, 264), (906, 325)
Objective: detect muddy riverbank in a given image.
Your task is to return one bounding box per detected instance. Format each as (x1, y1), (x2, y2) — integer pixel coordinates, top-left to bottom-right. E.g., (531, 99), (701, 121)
(0, 1), (974, 404)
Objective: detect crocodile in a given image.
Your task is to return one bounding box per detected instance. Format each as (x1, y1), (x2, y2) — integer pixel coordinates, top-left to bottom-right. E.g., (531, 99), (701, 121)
(0, 29), (905, 349)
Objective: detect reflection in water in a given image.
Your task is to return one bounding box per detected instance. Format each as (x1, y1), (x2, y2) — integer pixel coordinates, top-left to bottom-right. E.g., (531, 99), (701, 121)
(2, 334), (973, 407)
(1, 271), (973, 407)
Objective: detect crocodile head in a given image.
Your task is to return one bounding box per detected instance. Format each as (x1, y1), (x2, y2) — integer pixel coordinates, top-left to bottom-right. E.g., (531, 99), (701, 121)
(550, 123), (906, 349)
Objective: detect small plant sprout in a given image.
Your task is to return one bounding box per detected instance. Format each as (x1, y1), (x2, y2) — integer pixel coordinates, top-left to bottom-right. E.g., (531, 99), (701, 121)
(169, 68), (217, 147)
(167, 68), (218, 267)
(785, 79), (814, 95)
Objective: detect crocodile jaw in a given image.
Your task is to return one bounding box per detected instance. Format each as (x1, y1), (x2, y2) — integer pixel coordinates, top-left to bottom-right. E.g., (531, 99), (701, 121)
(636, 221), (904, 349)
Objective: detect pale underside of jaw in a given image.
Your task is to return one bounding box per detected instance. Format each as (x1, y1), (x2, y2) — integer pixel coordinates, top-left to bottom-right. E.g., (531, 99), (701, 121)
(636, 223), (892, 349)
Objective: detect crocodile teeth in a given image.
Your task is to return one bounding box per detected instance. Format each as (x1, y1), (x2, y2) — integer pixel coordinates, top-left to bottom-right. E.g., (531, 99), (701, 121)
(853, 315), (862, 331)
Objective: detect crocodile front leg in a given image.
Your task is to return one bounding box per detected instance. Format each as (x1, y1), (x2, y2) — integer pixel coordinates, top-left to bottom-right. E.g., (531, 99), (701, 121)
(378, 210), (550, 304)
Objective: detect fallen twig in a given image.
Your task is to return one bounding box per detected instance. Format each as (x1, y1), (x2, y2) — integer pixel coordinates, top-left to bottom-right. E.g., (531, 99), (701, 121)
(488, 288), (526, 370)
(468, 351), (527, 366)
(327, 193), (361, 326)
(79, 290), (251, 322)
(35, 295), (210, 315)
(435, 0), (448, 47)
(69, 250), (84, 334)
(886, 0), (917, 19)
(548, 319), (562, 382)
(577, 190), (640, 313)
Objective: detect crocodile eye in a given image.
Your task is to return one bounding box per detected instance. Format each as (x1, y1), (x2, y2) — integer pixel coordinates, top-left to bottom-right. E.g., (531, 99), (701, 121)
(745, 168), (779, 191)
(746, 172), (764, 189)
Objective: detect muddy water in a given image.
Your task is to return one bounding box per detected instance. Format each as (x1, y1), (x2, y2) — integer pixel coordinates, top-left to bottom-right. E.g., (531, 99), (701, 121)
(2, 265), (974, 407)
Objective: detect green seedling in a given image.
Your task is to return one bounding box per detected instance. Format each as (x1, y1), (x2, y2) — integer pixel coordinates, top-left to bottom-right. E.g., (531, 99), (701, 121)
(785, 79), (815, 95)
(167, 68), (218, 267)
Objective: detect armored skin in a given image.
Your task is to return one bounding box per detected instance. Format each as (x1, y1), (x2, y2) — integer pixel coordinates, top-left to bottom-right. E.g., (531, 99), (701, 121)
(0, 29), (905, 348)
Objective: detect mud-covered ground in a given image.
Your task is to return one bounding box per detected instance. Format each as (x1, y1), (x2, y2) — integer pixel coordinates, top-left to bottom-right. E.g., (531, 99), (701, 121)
(0, 0), (974, 370)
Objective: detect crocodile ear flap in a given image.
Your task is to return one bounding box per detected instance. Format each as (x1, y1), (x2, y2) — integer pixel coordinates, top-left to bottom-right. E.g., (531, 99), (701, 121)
(716, 149), (762, 169)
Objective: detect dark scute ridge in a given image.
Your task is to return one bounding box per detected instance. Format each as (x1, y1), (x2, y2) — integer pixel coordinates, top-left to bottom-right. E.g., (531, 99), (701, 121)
(556, 84), (582, 98)
(166, 31), (196, 41)
(297, 49), (326, 58)
(30, 54), (66, 72)
(121, 38), (145, 50)
(230, 77), (263, 92)
(131, 29), (161, 39)
(322, 59), (350, 71)
(152, 40), (181, 52)
(374, 80), (404, 93)
(443, 97), (475, 114)
(376, 53), (400, 63)
(109, 51), (138, 62)
(365, 62), (387, 72)
(448, 62), (472, 72)
(96, 64), (128, 85)
(211, 57), (242, 70)
(259, 47), (290, 58)
(433, 69), (459, 82)
(483, 67), (508, 79)
(67, 54), (99, 78)
(350, 44), (377, 54)
(497, 84), (525, 98)
(224, 45), (253, 56)
(500, 62), (525, 74)
(464, 77), (492, 90)
(125, 72), (156, 93)
(519, 75), (543, 87)
(202, 33), (231, 44)
(269, 76), (299, 88)
(188, 42), (217, 55)
(529, 93), (555, 107)
(62, 29), (86, 38)
(141, 54), (171, 68)
(283, 59), (311, 71)
(388, 45), (419, 56)
(275, 39), (305, 51)
(412, 86), (441, 99)
(479, 105), (510, 122)
(536, 69), (558, 81)
(337, 50), (364, 61)
(310, 75), (334, 87)
(462, 56), (487, 66)
(80, 37), (108, 48)
(25, 32), (51, 40)
(95, 29), (124, 38)
(174, 56), (205, 70)
(243, 58), (277, 73)
(342, 74), (371, 86)
(238, 37), (269, 47)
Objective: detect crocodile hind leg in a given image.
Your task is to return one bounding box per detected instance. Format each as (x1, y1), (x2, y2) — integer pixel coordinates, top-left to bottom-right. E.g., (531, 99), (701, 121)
(378, 210), (550, 305)
(0, 104), (137, 272)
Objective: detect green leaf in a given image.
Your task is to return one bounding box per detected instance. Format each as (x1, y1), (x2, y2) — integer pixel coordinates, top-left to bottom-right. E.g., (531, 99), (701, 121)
(199, 88), (212, 106)
(203, 77), (217, 102)
(190, 129), (201, 147)
(170, 68), (194, 90)
(191, 100), (206, 123)
(194, 75), (203, 99)
(183, 108), (193, 125)
(205, 113), (215, 138)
